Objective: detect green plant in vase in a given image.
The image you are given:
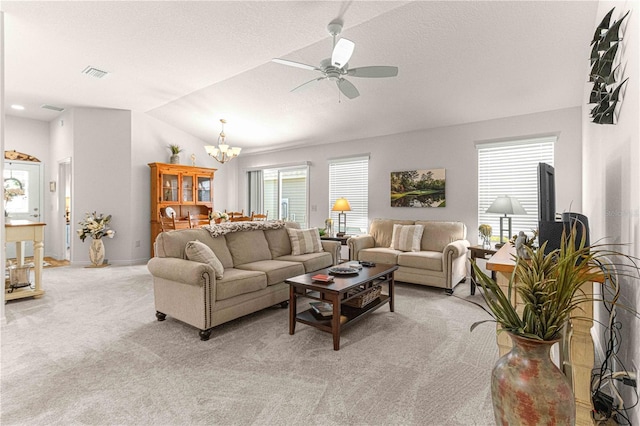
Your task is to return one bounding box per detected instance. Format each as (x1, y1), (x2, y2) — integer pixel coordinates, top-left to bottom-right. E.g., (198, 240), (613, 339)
(470, 224), (639, 425)
(168, 144), (183, 164)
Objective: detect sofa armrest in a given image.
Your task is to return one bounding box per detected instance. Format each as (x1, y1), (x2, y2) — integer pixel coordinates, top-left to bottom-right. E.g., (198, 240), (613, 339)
(347, 235), (375, 261)
(442, 239), (471, 289)
(147, 257), (215, 288)
(443, 239), (470, 259)
(320, 240), (341, 265)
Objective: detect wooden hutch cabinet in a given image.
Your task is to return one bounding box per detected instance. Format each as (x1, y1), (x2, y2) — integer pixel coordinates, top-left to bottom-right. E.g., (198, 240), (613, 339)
(149, 162), (216, 256)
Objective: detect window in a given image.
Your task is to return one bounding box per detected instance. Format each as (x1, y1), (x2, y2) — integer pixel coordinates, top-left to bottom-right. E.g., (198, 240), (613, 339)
(329, 156), (369, 235)
(477, 137), (555, 240)
(247, 164), (309, 227)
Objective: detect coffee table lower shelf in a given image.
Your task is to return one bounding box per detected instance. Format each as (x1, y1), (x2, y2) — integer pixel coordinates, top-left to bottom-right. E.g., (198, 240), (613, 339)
(296, 294), (390, 331)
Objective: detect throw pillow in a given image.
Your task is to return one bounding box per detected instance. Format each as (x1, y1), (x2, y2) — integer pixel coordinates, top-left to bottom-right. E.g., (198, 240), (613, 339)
(390, 224), (424, 252)
(185, 240), (224, 279)
(287, 228), (323, 256)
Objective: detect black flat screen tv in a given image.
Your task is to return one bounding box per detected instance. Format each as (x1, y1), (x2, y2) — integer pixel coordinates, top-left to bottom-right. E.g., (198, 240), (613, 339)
(538, 163), (556, 222)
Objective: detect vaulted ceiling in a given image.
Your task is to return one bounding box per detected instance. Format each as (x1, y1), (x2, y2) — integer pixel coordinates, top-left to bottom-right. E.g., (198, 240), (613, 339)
(3, 1), (598, 152)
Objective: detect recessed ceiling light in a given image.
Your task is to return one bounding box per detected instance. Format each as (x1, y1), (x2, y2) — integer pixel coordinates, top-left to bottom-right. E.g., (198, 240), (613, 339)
(11, 104), (25, 110)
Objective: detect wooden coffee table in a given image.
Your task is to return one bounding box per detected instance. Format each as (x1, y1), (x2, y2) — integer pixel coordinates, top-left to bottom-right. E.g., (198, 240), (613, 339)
(285, 263), (398, 350)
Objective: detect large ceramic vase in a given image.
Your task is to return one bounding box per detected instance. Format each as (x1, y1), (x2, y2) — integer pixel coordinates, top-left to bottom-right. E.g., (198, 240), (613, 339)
(492, 332), (575, 426)
(89, 238), (105, 266)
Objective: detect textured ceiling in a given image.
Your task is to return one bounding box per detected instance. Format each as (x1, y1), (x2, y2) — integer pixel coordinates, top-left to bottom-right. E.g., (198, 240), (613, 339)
(3, 1), (598, 152)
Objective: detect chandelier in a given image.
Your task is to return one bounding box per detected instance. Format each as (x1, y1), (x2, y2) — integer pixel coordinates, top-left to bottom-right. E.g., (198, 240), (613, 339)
(204, 119), (242, 164)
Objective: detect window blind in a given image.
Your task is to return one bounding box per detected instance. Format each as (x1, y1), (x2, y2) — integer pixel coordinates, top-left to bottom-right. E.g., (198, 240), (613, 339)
(329, 156), (369, 234)
(477, 137), (555, 241)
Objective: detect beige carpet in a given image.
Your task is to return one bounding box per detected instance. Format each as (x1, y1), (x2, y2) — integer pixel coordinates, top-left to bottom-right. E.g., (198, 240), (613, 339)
(1, 265), (498, 425)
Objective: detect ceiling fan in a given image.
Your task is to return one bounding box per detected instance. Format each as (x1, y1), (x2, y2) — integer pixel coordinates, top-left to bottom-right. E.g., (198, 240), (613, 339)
(272, 21), (398, 99)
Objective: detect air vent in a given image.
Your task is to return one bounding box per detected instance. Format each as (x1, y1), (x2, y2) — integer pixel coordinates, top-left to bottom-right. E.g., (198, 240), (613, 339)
(41, 104), (65, 112)
(81, 66), (109, 79)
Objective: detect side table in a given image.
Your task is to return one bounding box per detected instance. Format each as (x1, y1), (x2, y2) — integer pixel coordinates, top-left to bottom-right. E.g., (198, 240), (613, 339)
(469, 245), (497, 295)
(320, 235), (350, 262)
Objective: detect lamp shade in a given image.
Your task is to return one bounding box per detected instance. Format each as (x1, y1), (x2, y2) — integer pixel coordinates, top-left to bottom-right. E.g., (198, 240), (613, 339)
(331, 197), (352, 212)
(486, 195), (527, 215)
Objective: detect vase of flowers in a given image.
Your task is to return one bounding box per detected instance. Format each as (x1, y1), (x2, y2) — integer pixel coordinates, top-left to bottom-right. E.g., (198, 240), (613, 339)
(209, 210), (229, 224)
(478, 224), (492, 249)
(168, 144), (182, 164)
(470, 224), (639, 425)
(77, 212), (116, 266)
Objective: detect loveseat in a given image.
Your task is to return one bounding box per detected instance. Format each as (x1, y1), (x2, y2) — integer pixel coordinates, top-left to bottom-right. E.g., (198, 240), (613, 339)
(147, 221), (340, 340)
(348, 219), (469, 293)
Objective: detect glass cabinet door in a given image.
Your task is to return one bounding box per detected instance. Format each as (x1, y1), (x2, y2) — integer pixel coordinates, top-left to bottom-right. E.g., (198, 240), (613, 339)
(182, 174), (194, 203)
(162, 173), (179, 202)
(197, 176), (211, 202)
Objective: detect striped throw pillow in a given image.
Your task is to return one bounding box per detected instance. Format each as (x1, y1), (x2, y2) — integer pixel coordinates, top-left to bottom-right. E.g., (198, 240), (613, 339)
(390, 224), (424, 252)
(287, 228), (323, 256)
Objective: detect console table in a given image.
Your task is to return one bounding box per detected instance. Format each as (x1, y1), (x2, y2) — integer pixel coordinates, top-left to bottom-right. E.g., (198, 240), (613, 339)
(487, 243), (598, 426)
(5, 220), (46, 301)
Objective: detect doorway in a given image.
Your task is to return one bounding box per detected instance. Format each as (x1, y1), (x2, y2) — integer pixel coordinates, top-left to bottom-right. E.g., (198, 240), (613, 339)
(59, 160), (72, 261)
(4, 160), (44, 258)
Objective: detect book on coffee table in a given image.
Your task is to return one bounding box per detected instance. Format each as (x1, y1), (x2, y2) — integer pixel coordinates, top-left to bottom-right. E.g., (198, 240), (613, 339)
(311, 274), (334, 283)
(309, 302), (333, 318)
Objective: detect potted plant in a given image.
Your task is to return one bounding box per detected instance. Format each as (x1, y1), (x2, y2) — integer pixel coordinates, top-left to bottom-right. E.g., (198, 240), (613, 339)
(478, 224), (492, 248)
(168, 144), (183, 164)
(471, 224), (639, 425)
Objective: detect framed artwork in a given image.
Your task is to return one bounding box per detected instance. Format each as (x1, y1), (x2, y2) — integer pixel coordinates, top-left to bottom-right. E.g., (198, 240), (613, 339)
(390, 168), (446, 207)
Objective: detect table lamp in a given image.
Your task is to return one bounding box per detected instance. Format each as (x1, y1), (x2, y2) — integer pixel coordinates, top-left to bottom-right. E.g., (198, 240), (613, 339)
(486, 195), (526, 248)
(331, 197), (352, 237)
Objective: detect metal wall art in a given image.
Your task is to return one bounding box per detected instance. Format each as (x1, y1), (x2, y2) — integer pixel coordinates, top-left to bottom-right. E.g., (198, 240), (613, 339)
(390, 168), (445, 208)
(588, 8), (630, 125)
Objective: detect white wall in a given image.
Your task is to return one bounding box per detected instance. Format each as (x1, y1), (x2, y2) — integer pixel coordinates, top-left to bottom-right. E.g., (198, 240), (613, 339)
(583, 2), (639, 423)
(72, 108), (132, 265)
(234, 107), (583, 245)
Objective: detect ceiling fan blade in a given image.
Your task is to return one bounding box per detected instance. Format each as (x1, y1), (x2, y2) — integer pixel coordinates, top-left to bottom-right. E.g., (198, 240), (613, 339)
(347, 66), (398, 78)
(291, 77), (326, 93)
(331, 38), (355, 69)
(337, 78), (359, 99)
(272, 58), (318, 71)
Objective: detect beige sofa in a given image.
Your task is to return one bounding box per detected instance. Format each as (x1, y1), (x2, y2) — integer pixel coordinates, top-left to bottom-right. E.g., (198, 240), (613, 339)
(147, 222), (340, 340)
(348, 219), (469, 294)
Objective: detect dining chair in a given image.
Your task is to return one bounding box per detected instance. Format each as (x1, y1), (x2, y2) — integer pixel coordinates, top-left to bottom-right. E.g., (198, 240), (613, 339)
(250, 211), (268, 221)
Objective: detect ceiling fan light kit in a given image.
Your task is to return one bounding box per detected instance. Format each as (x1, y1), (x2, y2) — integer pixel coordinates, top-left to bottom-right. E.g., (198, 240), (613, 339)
(272, 22), (398, 100)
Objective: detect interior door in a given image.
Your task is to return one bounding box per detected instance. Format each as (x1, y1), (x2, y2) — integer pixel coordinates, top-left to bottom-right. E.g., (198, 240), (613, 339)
(4, 160), (43, 259)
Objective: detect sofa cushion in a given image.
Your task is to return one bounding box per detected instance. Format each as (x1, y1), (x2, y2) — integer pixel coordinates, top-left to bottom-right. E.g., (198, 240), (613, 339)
(155, 228), (234, 269)
(397, 251), (443, 272)
(236, 260), (304, 286)
(390, 224), (424, 252)
(358, 247), (403, 264)
(415, 221), (467, 252)
(185, 240), (224, 279)
(287, 228), (323, 255)
(225, 230), (273, 266)
(276, 252), (333, 273)
(264, 227), (293, 258)
(369, 219), (416, 247)
(215, 268), (267, 301)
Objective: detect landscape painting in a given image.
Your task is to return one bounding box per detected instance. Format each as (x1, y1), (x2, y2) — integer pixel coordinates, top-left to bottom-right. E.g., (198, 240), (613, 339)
(390, 168), (446, 207)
